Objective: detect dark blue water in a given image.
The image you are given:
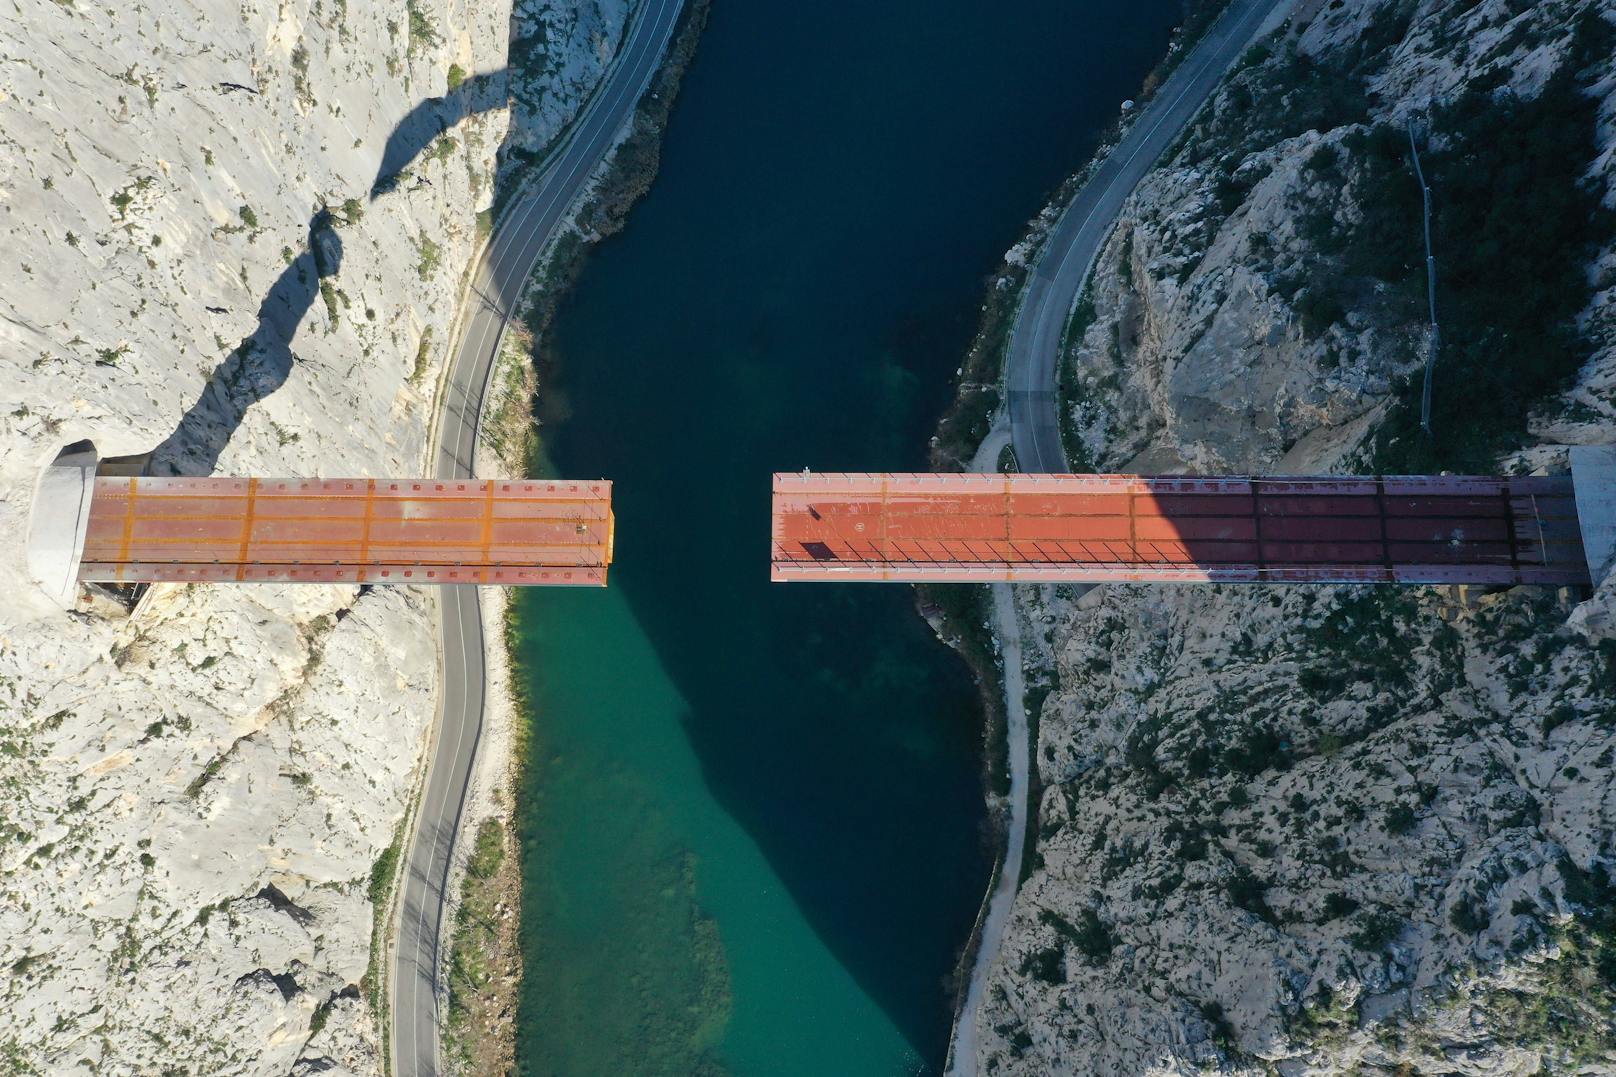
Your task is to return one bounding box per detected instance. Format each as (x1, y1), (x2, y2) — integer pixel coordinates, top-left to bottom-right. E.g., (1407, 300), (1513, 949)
(511, 2), (1180, 1073)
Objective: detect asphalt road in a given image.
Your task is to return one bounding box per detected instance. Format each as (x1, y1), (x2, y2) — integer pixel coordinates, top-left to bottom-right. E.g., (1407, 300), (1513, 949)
(1005, 0), (1291, 474)
(948, 2), (1289, 1073)
(389, 0), (684, 1073)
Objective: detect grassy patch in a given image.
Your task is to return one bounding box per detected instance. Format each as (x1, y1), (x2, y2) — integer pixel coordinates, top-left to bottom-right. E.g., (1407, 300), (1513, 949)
(1019, 680), (1051, 882)
(367, 839), (400, 908)
(1178, 0), (1415, 171)
(414, 232), (442, 280)
(1470, 858), (1616, 1062)
(405, 0), (439, 54)
(427, 134), (457, 165)
(1286, 984), (1360, 1050)
(1363, 856), (1616, 1065)
(1196, 11), (1615, 471)
(441, 818), (520, 1075)
(319, 280), (341, 326)
(1139, 0), (1235, 99)
(110, 175), (154, 219)
(291, 43), (313, 107)
(361, 817), (408, 1033)
(410, 327), (434, 386)
(483, 322), (539, 471)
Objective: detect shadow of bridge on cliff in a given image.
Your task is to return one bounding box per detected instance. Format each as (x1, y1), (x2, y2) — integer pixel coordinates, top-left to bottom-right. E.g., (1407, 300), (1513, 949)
(152, 51), (539, 475)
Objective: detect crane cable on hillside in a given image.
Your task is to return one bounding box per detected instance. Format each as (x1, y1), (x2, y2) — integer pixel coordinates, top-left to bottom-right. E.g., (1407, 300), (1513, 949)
(1407, 116), (1440, 436)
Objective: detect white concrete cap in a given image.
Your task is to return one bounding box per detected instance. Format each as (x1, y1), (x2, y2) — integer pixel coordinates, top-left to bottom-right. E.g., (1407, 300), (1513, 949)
(26, 440), (99, 608)
(1571, 445), (1616, 586)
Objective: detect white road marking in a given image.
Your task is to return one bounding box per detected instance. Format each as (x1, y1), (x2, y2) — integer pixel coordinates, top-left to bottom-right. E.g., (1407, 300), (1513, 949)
(956, 1), (1288, 1073)
(1009, 0), (1278, 475)
(393, 1), (683, 1074)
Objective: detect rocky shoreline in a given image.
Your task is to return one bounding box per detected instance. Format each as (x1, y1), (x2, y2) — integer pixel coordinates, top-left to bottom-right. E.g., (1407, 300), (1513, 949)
(430, 1), (711, 1071)
(937, 0), (1616, 1073)
(924, 4), (1236, 1045)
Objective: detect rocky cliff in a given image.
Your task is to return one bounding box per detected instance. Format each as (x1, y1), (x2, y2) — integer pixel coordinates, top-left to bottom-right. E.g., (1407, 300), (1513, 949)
(974, 0), (1616, 1073)
(0, 0), (627, 1071)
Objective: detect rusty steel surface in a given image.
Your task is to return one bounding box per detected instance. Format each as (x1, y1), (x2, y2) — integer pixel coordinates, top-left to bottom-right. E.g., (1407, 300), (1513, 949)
(80, 477), (613, 586)
(772, 472), (1591, 585)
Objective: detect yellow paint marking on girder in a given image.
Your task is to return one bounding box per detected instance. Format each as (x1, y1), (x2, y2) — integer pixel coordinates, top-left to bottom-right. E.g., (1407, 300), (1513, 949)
(234, 478), (258, 582)
(880, 476), (890, 581)
(479, 480), (496, 567)
(356, 479), (376, 583)
(94, 535), (605, 550)
(1005, 474), (1016, 583)
(115, 477), (139, 583)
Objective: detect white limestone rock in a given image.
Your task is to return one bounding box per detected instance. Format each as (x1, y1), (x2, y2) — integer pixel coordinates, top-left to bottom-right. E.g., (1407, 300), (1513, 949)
(0, 0), (628, 1070)
(978, 0), (1616, 1073)
(1058, 0), (1616, 475)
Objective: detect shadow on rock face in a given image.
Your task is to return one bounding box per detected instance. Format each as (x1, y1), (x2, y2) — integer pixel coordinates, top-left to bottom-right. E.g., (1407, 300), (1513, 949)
(149, 208), (343, 477)
(152, 60), (525, 479)
(369, 70), (511, 199)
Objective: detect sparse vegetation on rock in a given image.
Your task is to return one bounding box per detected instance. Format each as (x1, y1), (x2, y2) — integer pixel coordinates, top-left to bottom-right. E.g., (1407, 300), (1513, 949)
(971, 1), (1616, 1073)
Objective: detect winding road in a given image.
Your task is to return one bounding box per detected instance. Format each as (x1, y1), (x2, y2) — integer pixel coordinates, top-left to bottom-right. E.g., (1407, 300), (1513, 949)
(948, 0), (1290, 1073)
(1006, 0), (1292, 475)
(389, 0), (684, 1073)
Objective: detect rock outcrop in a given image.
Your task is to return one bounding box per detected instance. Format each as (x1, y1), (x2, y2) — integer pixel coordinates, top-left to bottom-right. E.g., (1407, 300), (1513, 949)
(0, 0), (627, 1070)
(975, 0), (1616, 1073)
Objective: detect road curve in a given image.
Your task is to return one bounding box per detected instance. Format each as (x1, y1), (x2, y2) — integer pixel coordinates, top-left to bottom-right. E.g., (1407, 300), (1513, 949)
(390, 0), (684, 1073)
(948, 2), (1289, 1073)
(1006, 0), (1291, 474)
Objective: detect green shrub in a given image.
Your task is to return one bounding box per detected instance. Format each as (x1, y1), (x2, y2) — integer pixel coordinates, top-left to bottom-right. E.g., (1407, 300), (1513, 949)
(411, 327), (434, 385)
(406, 0), (439, 52)
(1222, 726), (1288, 776)
(1450, 894), (1490, 935)
(1227, 870), (1277, 924)
(1541, 704), (1576, 737)
(428, 135), (457, 164)
(1322, 892), (1359, 920)
(1349, 910), (1404, 952)
(1040, 907), (1115, 964)
(1295, 285), (1346, 338)
(1019, 945), (1065, 985)
(367, 840), (401, 907)
(1199, 1000), (1238, 1050)
(415, 233), (442, 280)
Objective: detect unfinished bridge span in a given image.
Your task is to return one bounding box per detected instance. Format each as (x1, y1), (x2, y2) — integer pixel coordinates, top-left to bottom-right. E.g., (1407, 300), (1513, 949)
(771, 471), (1595, 587)
(31, 461), (612, 600)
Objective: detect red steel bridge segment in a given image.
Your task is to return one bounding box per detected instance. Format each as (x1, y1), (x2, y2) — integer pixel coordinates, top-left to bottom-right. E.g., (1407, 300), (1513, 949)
(771, 472), (1591, 586)
(78, 476), (613, 587)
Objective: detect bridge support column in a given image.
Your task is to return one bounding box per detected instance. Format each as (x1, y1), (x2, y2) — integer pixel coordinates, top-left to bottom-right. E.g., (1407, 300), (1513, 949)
(26, 440), (99, 608)
(1572, 445), (1616, 587)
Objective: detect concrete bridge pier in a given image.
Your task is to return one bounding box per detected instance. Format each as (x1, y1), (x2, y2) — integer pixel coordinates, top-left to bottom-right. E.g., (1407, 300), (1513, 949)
(1572, 445), (1616, 588)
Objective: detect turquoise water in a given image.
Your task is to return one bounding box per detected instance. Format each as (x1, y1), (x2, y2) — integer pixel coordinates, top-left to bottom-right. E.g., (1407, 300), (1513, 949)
(510, 2), (1179, 1073)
